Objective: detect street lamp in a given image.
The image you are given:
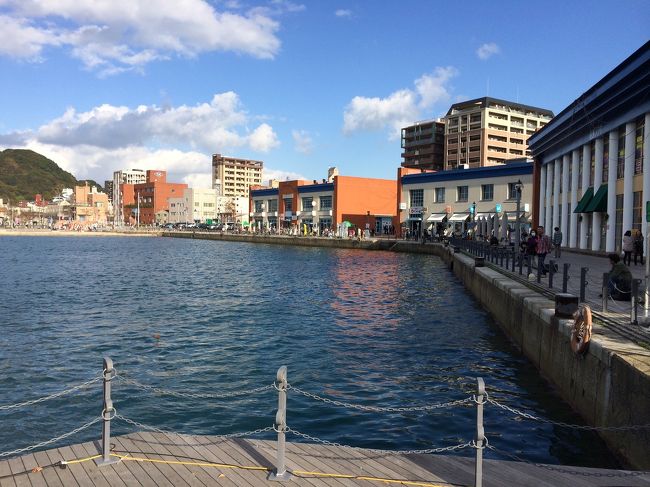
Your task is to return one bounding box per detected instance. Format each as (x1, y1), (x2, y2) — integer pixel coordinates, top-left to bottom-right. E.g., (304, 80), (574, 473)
(515, 179), (523, 252)
(472, 201), (476, 238)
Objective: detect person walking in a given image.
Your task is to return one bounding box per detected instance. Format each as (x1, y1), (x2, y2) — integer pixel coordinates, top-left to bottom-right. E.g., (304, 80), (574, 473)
(634, 229), (644, 265)
(536, 226), (552, 275)
(552, 226), (563, 258)
(622, 230), (634, 266)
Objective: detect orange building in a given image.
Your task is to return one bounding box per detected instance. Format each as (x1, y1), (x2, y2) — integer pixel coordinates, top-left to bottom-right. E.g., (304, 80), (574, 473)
(71, 183), (109, 227)
(121, 170), (187, 225)
(250, 174), (397, 235)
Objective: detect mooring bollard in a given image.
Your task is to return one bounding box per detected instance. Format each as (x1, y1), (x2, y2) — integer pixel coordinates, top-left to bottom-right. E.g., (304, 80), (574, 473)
(96, 356), (120, 466)
(474, 378), (485, 487)
(269, 366), (291, 481)
(602, 272), (609, 312)
(548, 259), (555, 288)
(562, 263), (570, 293)
(580, 267), (588, 302)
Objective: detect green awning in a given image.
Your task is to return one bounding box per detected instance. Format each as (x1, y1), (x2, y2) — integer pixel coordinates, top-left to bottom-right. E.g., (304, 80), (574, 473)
(584, 184), (607, 213)
(573, 187), (594, 213)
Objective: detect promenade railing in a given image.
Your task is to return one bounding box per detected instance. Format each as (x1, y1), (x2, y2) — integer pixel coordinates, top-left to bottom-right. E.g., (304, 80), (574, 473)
(2, 357), (650, 485)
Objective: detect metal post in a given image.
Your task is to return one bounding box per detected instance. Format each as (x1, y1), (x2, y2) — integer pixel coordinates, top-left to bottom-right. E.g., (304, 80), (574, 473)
(527, 255), (532, 276)
(580, 267), (588, 302)
(499, 249), (504, 267)
(96, 357), (120, 466)
(518, 253), (523, 275)
(269, 366), (291, 481)
(632, 279), (641, 326)
(548, 259), (555, 288)
(602, 272), (609, 312)
(515, 180), (522, 263)
(474, 378), (485, 487)
(562, 263), (570, 293)
(511, 250), (516, 272)
(505, 249), (509, 269)
(537, 257), (542, 283)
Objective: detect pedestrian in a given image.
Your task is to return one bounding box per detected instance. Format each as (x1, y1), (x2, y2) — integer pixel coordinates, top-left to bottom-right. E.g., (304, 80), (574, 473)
(607, 253), (632, 301)
(536, 226), (552, 275)
(634, 229), (644, 265)
(552, 226), (563, 258)
(622, 230), (633, 266)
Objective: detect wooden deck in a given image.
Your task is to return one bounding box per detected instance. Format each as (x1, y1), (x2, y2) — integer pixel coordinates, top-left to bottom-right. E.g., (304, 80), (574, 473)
(1, 433), (648, 487)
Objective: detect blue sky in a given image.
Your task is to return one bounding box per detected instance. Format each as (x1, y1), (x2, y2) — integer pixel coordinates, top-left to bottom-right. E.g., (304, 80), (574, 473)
(0, 0), (648, 188)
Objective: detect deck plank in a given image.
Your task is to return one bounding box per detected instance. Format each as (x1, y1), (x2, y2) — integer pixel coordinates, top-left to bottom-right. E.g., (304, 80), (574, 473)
(16, 453), (48, 487)
(110, 436), (160, 487)
(6, 456), (30, 487)
(30, 451), (62, 487)
(77, 441), (133, 487)
(42, 448), (79, 487)
(115, 433), (181, 487)
(0, 456), (17, 487)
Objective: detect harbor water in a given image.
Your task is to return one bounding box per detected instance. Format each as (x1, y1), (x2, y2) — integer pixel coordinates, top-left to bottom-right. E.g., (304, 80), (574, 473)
(0, 236), (619, 467)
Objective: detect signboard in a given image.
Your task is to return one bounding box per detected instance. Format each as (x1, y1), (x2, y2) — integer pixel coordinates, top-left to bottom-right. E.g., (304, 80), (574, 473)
(409, 207), (424, 215)
(399, 202), (407, 210)
(495, 203), (502, 213)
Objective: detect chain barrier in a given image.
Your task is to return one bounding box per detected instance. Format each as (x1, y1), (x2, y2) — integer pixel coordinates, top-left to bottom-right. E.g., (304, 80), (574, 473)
(289, 385), (473, 412)
(115, 413), (274, 439)
(487, 396), (650, 431)
(486, 444), (650, 478)
(0, 416), (102, 459)
(117, 376), (274, 399)
(286, 427), (473, 455)
(0, 376), (102, 411)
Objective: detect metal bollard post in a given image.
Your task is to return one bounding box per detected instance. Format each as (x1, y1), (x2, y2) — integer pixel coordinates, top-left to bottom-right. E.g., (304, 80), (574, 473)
(580, 267), (588, 302)
(511, 251), (516, 272)
(518, 254), (523, 275)
(537, 257), (542, 283)
(602, 272), (609, 312)
(527, 255), (532, 276)
(269, 366), (291, 481)
(95, 357), (120, 466)
(548, 259), (555, 288)
(474, 378), (485, 487)
(562, 263), (570, 293)
(505, 250), (509, 269)
(499, 249), (504, 267)
(631, 279), (642, 325)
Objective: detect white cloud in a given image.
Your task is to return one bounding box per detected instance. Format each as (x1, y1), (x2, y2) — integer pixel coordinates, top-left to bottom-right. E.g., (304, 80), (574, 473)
(0, 0), (285, 73)
(335, 9), (352, 17)
(477, 42), (500, 60)
(292, 129), (313, 154)
(248, 123), (280, 152)
(343, 66), (457, 139)
(182, 172), (213, 189)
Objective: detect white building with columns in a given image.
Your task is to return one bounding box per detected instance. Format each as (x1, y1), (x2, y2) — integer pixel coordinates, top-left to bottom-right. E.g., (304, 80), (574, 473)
(529, 41), (650, 253)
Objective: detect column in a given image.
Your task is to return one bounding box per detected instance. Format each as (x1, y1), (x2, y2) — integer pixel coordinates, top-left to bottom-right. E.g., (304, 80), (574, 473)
(539, 164), (547, 229)
(569, 149), (579, 248)
(622, 122), (636, 241)
(545, 160), (553, 231)
(643, 113), (650, 239)
(561, 154), (569, 245)
(606, 130), (618, 251)
(552, 158), (560, 231)
(592, 137), (604, 251)
(579, 143), (591, 249)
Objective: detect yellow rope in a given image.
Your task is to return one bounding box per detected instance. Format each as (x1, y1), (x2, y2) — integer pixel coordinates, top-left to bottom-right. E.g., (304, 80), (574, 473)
(56, 453), (453, 487)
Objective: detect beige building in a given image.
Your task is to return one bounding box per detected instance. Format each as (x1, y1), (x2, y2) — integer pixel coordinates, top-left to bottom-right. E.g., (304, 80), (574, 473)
(112, 169), (146, 224)
(168, 188), (219, 223)
(212, 153), (263, 199)
(71, 183), (109, 227)
(444, 97), (553, 170)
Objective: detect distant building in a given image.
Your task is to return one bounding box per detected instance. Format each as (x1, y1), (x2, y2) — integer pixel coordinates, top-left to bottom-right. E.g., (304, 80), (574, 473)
(401, 119), (445, 171)
(71, 183), (109, 227)
(113, 168), (146, 224)
(212, 154), (263, 199)
(121, 170), (187, 225)
(104, 180), (114, 204)
(443, 97), (553, 170)
(250, 172), (397, 235)
(168, 188), (219, 224)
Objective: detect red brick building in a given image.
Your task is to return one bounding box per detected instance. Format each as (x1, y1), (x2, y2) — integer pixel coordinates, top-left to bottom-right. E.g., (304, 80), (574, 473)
(121, 170), (187, 225)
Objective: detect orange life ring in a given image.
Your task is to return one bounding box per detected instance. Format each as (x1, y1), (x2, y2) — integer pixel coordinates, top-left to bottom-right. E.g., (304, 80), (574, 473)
(571, 305), (592, 355)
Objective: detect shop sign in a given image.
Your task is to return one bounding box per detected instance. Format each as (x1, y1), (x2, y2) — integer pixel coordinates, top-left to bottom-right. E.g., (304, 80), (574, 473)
(409, 207), (424, 215)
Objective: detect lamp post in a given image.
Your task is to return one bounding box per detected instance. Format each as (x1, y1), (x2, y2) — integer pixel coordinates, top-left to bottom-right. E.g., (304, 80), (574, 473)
(312, 200), (317, 236)
(515, 179), (523, 252)
(472, 201), (476, 238)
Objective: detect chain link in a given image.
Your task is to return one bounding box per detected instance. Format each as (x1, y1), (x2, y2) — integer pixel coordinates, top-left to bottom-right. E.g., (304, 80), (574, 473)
(487, 397), (650, 431)
(115, 413), (274, 439)
(289, 386), (472, 413)
(0, 376), (102, 411)
(286, 427), (472, 455)
(0, 416), (102, 459)
(117, 376), (274, 399)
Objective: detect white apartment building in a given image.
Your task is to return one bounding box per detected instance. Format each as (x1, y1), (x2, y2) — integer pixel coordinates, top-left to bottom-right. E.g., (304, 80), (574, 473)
(212, 153), (263, 199)
(168, 188), (219, 223)
(112, 169), (146, 224)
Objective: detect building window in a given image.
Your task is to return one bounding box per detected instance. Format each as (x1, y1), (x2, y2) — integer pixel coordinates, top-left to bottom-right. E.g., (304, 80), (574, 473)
(301, 197), (313, 211)
(615, 194), (624, 251)
(320, 196), (332, 209)
(590, 141), (595, 186)
(457, 186), (468, 202)
(633, 191), (643, 231)
(603, 138), (609, 183)
(435, 187), (445, 203)
(267, 199), (277, 212)
(578, 151), (583, 189)
(507, 182), (518, 200)
(283, 198), (293, 212)
(410, 189), (424, 207)
(618, 126), (625, 179)
(481, 184), (494, 201)
(254, 200), (264, 212)
(635, 117), (644, 175)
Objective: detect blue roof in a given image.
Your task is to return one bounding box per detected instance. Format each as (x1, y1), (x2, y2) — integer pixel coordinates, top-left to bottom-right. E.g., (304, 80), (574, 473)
(298, 183), (334, 194)
(401, 162), (532, 185)
(251, 188), (278, 197)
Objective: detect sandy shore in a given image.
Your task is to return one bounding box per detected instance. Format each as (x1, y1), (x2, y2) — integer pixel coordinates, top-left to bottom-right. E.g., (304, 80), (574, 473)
(0, 229), (160, 237)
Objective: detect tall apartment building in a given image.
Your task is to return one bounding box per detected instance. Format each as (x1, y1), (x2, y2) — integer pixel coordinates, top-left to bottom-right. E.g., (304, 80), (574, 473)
(212, 154), (263, 198)
(113, 168), (146, 224)
(443, 97), (553, 170)
(401, 119), (445, 171)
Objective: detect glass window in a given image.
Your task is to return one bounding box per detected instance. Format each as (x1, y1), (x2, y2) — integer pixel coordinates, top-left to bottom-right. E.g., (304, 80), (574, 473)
(615, 194), (624, 252)
(320, 195), (332, 209)
(578, 151), (583, 189)
(590, 141), (595, 186)
(507, 182), (520, 200)
(618, 126), (625, 179)
(435, 187), (445, 203)
(635, 117), (644, 175)
(267, 199), (278, 212)
(283, 198), (293, 212)
(457, 186), (468, 202)
(254, 200), (264, 212)
(633, 191), (642, 231)
(481, 184), (494, 201)
(301, 197), (313, 211)
(602, 138), (609, 183)
(410, 189), (424, 207)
